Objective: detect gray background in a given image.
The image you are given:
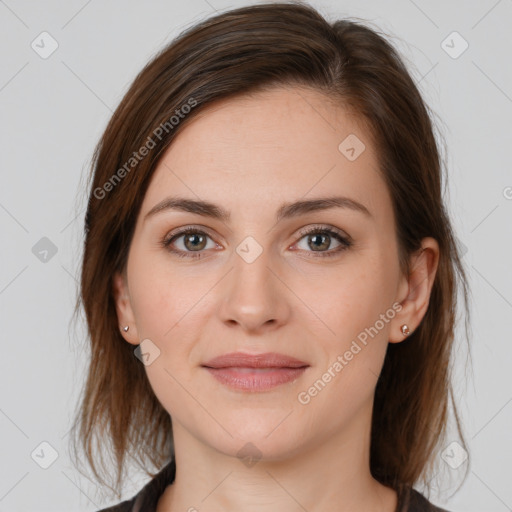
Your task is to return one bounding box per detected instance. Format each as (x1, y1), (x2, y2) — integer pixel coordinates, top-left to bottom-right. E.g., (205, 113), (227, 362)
(0, 0), (511, 510)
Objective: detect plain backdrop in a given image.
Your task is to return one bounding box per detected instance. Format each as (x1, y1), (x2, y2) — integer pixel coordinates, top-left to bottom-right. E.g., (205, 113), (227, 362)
(0, 0), (511, 511)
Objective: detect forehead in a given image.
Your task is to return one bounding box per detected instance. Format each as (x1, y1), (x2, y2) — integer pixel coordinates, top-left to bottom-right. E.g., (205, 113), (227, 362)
(140, 86), (388, 220)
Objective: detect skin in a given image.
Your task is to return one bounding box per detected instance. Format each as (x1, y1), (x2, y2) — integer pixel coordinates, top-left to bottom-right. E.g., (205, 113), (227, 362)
(113, 85), (439, 512)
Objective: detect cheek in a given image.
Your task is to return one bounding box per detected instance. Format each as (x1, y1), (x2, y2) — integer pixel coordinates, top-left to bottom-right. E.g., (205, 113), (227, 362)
(301, 258), (396, 349)
(129, 263), (201, 419)
(294, 267), (396, 431)
(128, 249), (200, 339)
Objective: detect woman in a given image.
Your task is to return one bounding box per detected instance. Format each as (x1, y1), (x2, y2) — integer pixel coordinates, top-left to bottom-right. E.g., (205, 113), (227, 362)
(69, 2), (470, 511)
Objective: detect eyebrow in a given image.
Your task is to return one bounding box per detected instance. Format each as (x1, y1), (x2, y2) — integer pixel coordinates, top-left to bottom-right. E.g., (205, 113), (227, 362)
(144, 195), (372, 223)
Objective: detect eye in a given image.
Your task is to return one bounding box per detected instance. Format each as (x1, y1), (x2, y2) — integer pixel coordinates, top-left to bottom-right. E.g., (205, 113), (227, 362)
(161, 225), (352, 259)
(292, 225), (352, 258)
(161, 226), (218, 259)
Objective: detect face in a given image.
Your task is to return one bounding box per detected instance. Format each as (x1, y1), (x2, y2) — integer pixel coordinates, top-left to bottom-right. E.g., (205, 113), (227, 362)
(113, 86), (417, 460)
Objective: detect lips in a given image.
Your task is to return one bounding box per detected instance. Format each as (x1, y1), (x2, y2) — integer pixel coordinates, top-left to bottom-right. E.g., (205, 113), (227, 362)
(201, 352), (309, 392)
(202, 351), (309, 369)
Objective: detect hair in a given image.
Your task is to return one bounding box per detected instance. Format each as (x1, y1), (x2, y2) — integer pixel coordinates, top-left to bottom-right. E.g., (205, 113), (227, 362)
(69, 0), (472, 502)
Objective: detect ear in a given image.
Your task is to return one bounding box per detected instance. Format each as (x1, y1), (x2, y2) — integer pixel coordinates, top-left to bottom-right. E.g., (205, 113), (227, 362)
(389, 237), (440, 343)
(112, 270), (140, 346)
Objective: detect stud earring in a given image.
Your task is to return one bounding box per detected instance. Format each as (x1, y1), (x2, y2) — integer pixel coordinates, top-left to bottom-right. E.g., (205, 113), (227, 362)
(400, 324), (410, 336)
(122, 325), (129, 332)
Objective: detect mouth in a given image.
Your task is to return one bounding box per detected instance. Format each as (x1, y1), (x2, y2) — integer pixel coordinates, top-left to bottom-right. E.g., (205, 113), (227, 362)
(201, 352), (309, 392)
(203, 366), (309, 392)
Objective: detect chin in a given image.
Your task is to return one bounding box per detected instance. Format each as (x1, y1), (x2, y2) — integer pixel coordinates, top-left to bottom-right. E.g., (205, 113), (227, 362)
(203, 417), (308, 462)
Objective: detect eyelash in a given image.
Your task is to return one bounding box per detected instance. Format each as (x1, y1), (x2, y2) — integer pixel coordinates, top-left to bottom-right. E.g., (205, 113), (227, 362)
(161, 225), (352, 259)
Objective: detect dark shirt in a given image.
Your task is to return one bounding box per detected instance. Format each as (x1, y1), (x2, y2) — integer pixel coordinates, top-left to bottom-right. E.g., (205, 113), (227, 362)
(97, 459), (450, 512)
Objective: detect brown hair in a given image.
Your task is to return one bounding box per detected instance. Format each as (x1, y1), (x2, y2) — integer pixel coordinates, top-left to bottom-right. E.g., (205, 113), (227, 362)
(69, 0), (471, 500)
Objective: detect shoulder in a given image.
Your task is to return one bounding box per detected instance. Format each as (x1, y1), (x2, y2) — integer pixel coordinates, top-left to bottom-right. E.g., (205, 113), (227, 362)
(94, 458), (176, 512)
(399, 487), (451, 512)
(95, 498), (136, 512)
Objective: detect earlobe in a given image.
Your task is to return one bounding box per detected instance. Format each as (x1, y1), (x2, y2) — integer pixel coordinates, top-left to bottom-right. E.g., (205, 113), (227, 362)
(389, 237), (440, 344)
(112, 271), (139, 345)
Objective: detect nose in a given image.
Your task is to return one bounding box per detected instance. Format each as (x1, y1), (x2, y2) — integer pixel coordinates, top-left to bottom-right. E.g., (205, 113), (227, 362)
(218, 244), (291, 334)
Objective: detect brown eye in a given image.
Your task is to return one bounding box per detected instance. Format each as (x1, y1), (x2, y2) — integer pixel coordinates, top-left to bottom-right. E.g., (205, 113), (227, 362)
(182, 232), (207, 251)
(306, 232), (331, 251)
(293, 226), (352, 258)
(161, 225), (352, 260)
(162, 227), (216, 259)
